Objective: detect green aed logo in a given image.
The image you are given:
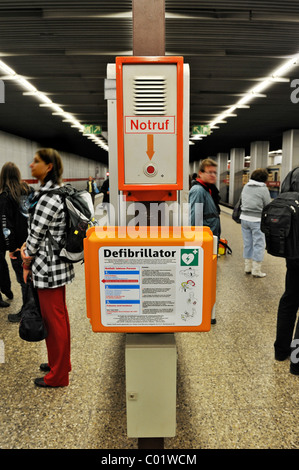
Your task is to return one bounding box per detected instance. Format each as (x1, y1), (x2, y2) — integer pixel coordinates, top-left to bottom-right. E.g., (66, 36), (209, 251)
(180, 248), (199, 266)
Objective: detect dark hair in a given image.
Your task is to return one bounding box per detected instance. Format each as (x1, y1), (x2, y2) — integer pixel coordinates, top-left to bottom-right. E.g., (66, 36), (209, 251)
(199, 158), (217, 173)
(36, 148), (63, 185)
(250, 168), (269, 183)
(0, 161), (30, 202)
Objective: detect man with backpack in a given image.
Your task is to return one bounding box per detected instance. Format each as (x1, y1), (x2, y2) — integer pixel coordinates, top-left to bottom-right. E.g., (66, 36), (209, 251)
(267, 167), (299, 375)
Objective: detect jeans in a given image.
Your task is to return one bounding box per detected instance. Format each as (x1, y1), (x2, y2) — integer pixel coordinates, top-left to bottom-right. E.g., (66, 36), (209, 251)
(274, 259), (299, 359)
(241, 219), (265, 262)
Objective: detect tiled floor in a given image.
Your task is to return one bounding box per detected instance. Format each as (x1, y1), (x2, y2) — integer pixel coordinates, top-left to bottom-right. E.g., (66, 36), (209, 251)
(1, 207), (298, 449)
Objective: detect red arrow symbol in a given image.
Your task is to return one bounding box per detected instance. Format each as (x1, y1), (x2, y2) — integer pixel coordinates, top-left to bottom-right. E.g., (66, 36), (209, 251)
(146, 134), (155, 160)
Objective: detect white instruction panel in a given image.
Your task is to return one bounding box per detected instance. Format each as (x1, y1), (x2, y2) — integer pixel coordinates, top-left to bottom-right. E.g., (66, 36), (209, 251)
(99, 246), (203, 327)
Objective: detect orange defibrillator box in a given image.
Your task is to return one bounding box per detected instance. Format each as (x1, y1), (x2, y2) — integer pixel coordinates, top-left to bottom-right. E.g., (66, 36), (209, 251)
(84, 226), (217, 333)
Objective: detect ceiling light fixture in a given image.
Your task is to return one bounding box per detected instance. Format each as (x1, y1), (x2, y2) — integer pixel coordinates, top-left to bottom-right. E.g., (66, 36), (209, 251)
(208, 52), (299, 130)
(0, 58), (108, 152)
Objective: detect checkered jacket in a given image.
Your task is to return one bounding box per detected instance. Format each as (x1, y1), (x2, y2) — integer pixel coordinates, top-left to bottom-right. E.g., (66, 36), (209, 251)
(26, 180), (75, 289)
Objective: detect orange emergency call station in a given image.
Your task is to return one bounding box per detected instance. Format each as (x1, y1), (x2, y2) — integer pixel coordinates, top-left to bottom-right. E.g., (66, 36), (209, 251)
(84, 226), (217, 333)
(115, 56), (184, 202)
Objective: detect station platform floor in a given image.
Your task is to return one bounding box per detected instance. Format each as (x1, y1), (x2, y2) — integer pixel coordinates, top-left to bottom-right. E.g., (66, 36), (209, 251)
(0, 206), (299, 450)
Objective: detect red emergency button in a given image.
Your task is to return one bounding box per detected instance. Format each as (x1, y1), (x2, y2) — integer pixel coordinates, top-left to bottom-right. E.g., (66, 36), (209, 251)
(144, 163), (157, 177)
(147, 165), (155, 174)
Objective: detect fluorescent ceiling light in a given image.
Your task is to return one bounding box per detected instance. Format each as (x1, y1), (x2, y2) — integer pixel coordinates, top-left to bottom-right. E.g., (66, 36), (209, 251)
(208, 53), (299, 131)
(0, 58), (108, 152)
(0, 60), (16, 75)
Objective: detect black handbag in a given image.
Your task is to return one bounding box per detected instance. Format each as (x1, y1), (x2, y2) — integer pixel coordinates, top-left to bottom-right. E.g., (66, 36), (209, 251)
(232, 197), (242, 224)
(19, 275), (47, 342)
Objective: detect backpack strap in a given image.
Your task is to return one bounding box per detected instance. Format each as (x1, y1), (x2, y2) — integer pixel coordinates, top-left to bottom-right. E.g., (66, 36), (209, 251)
(279, 228), (286, 256)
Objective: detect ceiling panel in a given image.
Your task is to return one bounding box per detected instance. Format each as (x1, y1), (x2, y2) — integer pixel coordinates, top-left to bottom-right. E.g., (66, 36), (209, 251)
(0, 0), (299, 163)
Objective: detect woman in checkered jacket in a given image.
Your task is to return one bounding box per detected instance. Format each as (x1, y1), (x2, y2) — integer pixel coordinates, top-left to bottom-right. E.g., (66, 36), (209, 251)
(22, 148), (75, 388)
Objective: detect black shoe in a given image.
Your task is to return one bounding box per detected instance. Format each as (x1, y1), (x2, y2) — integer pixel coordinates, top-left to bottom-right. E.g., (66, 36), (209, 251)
(3, 290), (13, 300)
(7, 311), (22, 323)
(290, 363), (299, 376)
(34, 377), (67, 388)
(34, 377), (52, 388)
(0, 299), (10, 308)
(275, 349), (291, 361)
(40, 363), (51, 372)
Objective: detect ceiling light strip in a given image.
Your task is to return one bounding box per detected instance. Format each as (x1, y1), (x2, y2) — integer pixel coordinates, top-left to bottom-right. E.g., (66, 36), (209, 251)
(0, 59), (108, 152)
(208, 53), (299, 129)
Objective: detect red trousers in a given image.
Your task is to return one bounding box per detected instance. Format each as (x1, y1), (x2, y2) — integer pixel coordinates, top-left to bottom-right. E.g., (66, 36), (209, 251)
(37, 286), (71, 386)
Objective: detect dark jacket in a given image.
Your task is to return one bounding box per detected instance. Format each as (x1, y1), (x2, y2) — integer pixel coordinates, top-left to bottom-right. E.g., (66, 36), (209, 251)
(189, 180), (221, 238)
(0, 222), (5, 252)
(100, 178), (109, 203)
(0, 186), (33, 253)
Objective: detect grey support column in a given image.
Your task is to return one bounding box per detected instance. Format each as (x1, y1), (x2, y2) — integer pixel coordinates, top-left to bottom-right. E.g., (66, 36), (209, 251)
(281, 129), (299, 183)
(229, 148), (245, 206)
(190, 161), (199, 176)
(216, 153), (229, 203)
(250, 141), (269, 172)
(133, 0), (165, 56)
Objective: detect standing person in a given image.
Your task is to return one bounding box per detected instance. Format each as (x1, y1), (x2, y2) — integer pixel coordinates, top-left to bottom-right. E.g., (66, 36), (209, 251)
(0, 227), (10, 308)
(21, 148), (74, 388)
(0, 162), (33, 321)
(188, 158), (221, 240)
(86, 176), (98, 205)
(274, 167), (299, 376)
(240, 168), (271, 277)
(100, 175), (110, 203)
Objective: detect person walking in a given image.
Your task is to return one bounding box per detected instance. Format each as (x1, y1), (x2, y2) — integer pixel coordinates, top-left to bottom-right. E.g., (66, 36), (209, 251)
(21, 148), (74, 387)
(240, 168), (271, 277)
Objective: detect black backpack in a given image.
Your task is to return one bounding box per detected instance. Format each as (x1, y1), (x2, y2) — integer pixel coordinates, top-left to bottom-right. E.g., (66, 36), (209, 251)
(261, 191), (299, 259)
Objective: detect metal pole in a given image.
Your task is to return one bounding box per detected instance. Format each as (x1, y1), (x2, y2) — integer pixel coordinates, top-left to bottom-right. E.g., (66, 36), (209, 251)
(132, 0), (167, 450)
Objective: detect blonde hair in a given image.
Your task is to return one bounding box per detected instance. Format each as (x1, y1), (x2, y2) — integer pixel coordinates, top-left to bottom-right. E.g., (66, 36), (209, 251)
(199, 158), (217, 173)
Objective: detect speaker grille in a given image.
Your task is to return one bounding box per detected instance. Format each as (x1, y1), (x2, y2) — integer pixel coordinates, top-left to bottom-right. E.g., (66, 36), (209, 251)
(133, 76), (167, 115)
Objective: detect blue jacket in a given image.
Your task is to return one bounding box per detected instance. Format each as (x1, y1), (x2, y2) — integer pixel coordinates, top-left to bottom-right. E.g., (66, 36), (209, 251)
(188, 182), (221, 239)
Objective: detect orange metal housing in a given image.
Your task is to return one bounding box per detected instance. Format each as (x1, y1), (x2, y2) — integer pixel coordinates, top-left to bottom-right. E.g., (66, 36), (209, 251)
(84, 226), (216, 333)
(116, 56), (184, 201)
